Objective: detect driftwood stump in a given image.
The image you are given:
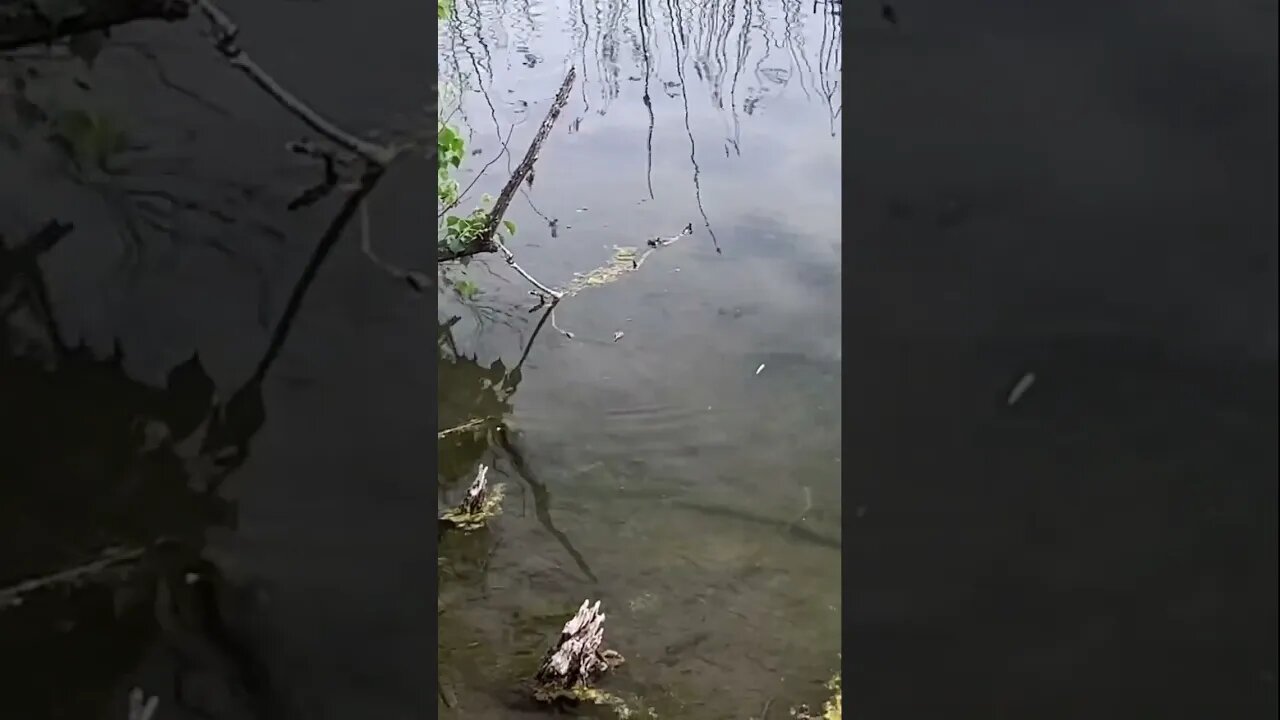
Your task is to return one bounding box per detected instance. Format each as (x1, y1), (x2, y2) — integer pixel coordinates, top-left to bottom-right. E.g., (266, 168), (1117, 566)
(533, 599), (625, 704)
(439, 464), (504, 532)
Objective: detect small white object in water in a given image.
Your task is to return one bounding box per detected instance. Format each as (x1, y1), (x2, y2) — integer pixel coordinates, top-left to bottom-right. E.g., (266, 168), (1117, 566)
(612, 331), (624, 342)
(1007, 372), (1036, 405)
(755, 363), (766, 375)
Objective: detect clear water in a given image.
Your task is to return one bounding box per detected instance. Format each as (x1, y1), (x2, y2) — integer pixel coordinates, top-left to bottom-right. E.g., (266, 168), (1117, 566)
(438, 0), (842, 717)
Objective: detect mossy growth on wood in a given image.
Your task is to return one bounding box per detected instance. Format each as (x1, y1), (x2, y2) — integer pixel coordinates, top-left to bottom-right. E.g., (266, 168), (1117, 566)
(439, 464), (504, 532)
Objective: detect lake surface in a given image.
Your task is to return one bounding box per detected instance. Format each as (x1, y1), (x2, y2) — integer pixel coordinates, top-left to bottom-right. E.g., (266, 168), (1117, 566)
(438, 0), (842, 717)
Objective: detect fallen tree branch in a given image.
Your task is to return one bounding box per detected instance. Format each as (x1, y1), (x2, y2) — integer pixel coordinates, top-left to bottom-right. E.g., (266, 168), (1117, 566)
(0, 0), (192, 52)
(3, 0), (401, 167)
(437, 416), (493, 440)
(438, 67), (576, 262)
(494, 237), (563, 299)
(360, 201), (432, 291)
(0, 545), (147, 608)
(194, 0), (397, 166)
(286, 139), (341, 211)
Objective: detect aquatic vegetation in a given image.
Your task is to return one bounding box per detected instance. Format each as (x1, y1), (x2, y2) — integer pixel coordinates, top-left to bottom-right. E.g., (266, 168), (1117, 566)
(52, 108), (128, 172)
(823, 672), (842, 719)
(790, 672), (841, 719)
(436, 0), (515, 271)
(561, 224), (693, 296)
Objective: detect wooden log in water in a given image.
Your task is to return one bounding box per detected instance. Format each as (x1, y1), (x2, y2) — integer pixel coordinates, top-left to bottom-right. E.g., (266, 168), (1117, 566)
(533, 599), (625, 702)
(457, 464), (489, 515)
(439, 464), (504, 532)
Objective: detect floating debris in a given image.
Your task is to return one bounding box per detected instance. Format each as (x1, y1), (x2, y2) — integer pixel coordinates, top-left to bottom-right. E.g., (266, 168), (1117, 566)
(756, 363), (766, 375)
(1007, 372), (1036, 406)
(612, 331), (625, 342)
(562, 225), (691, 297)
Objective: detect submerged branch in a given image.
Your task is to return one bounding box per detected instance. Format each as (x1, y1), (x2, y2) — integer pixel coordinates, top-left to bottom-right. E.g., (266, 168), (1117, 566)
(0, 546), (147, 608)
(0, 0), (191, 52)
(437, 416), (494, 440)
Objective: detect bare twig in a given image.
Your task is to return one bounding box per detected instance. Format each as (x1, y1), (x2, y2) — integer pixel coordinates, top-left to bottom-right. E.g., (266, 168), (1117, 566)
(437, 416), (493, 440)
(360, 202), (432, 291)
(194, 0), (397, 166)
(0, 546), (147, 608)
(286, 140), (341, 211)
(438, 68), (576, 261)
(494, 238), (563, 300)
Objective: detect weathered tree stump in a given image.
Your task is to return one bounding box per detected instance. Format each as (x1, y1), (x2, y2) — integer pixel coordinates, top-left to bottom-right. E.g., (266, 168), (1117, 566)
(439, 464), (504, 532)
(532, 599), (626, 704)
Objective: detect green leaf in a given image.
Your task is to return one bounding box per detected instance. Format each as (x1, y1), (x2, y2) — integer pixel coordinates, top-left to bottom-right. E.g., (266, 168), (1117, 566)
(502, 220), (517, 236)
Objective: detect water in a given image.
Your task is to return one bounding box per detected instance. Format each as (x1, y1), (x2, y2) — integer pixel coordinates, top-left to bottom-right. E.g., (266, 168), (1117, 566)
(1, 0), (841, 718)
(437, 0), (842, 717)
(847, 1), (1277, 717)
(7, 1), (1272, 718)
(3, 1), (437, 717)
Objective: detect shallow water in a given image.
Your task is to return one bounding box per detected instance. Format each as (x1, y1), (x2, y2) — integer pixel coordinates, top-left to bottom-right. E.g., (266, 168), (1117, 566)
(437, 0), (842, 717)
